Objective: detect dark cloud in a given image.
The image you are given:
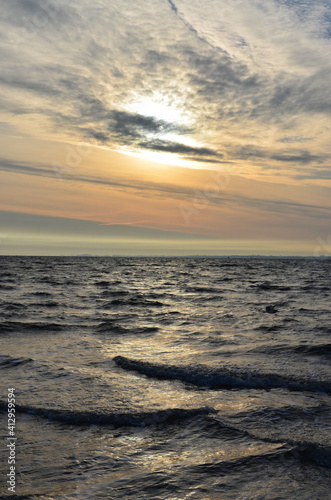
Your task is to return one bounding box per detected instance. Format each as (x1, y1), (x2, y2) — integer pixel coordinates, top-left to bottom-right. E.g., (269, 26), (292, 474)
(3, 0), (42, 17)
(0, 74), (61, 96)
(0, 158), (55, 177)
(166, 0), (238, 57)
(294, 168), (331, 180)
(1, 157), (330, 222)
(137, 139), (223, 159)
(84, 130), (109, 143)
(0, 157), (199, 198)
(108, 110), (187, 142)
(233, 146), (326, 165)
(186, 157), (226, 164)
(277, 136), (313, 143)
(270, 152), (323, 164)
(167, 0), (178, 15)
(239, 195), (331, 219)
(266, 68), (331, 118)
(185, 49), (260, 109)
(2, 0), (72, 31)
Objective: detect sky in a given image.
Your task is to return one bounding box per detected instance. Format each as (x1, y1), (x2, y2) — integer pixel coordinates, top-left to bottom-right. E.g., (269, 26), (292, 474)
(1, 0), (331, 255)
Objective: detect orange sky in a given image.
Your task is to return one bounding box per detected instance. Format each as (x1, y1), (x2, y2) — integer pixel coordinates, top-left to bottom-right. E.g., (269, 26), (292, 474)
(1, 0), (331, 255)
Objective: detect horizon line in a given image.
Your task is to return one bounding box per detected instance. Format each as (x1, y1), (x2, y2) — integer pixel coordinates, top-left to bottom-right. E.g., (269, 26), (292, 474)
(0, 254), (330, 259)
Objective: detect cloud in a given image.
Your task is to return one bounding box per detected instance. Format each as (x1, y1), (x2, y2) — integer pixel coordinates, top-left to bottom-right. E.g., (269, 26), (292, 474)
(0, 209), (205, 241)
(0, 73), (61, 96)
(0, 158), (55, 177)
(80, 109), (189, 145)
(1, 157), (330, 223)
(0, 0), (330, 178)
(170, 0), (331, 71)
(277, 136), (313, 144)
(232, 145), (327, 166)
(107, 110), (189, 142)
(269, 152), (323, 164)
(137, 139), (223, 159)
(294, 168), (331, 180)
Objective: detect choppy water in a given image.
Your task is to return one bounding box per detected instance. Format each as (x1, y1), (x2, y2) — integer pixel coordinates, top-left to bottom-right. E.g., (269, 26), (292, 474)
(0, 256), (330, 499)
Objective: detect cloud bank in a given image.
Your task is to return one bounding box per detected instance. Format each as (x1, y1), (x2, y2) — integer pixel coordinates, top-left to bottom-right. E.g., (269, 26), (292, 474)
(0, 0), (330, 178)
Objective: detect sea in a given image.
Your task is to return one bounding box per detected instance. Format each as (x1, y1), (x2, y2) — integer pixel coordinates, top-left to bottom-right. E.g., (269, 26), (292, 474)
(0, 256), (330, 499)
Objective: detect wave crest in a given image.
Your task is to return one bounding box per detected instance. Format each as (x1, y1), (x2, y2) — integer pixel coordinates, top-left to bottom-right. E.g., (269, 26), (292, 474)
(114, 355), (331, 393)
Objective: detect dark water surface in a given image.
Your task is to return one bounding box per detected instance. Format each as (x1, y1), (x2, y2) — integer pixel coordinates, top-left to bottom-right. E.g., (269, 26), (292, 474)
(0, 256), (330, 499)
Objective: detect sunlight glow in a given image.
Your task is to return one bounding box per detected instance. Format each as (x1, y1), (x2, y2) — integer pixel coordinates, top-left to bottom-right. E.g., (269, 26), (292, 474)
(121, 92), (202, 167)
(126, 92), (191, 125)
(120, 149), (190, 167)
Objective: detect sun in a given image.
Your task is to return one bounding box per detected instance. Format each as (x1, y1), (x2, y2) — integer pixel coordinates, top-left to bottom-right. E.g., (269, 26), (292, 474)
(121, 92), (204, 167)
(121, 149), (191, 167)
(126, 92), (186, 124)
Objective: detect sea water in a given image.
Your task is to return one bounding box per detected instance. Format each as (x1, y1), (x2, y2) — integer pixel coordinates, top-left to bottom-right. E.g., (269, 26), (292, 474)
(0, 256), (330, 499)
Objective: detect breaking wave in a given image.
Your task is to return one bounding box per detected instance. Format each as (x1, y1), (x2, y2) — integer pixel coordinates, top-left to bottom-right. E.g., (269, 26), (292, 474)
(114, 356), (331, 393)
(0, 402), (215, 428)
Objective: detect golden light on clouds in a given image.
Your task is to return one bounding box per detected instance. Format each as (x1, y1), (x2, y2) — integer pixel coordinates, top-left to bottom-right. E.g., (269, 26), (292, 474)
(126, 93), (189, 125)
(0, 0), (330, 254)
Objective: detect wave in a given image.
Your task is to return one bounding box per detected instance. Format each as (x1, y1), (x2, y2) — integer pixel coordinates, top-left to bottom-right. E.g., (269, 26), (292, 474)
(0, 321), (64, 333)
(113, 356), (331, 394)
(0, 272), (15, 278)
(0, 284), (16, 290)
(0, 402), (215, 427)
(252, 343), (331, 358)
(255, 325), (282, 333)
(96, 322), (158, 334)
(294, 442), (331, 468)
(184, 286), (224, 294)
(100, 290), (129, 298)
(94, 280), (112, 287)
(302, 285), (330, 292)
(189, 442), (331, 472)
(230, 404), (331, 429)
(99, 298), (165, 308)
(30, 301), (59, 308)
(0, 496), (36, 500)
(0, 301), (27, 311)
(0, 354), (32, 368)
(253, 282), (291, 291)
(0, 278), (16, 283)
(37, 277), (61, 285)
(199, 295), (222, 302)
(294, 344), (331, 357)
